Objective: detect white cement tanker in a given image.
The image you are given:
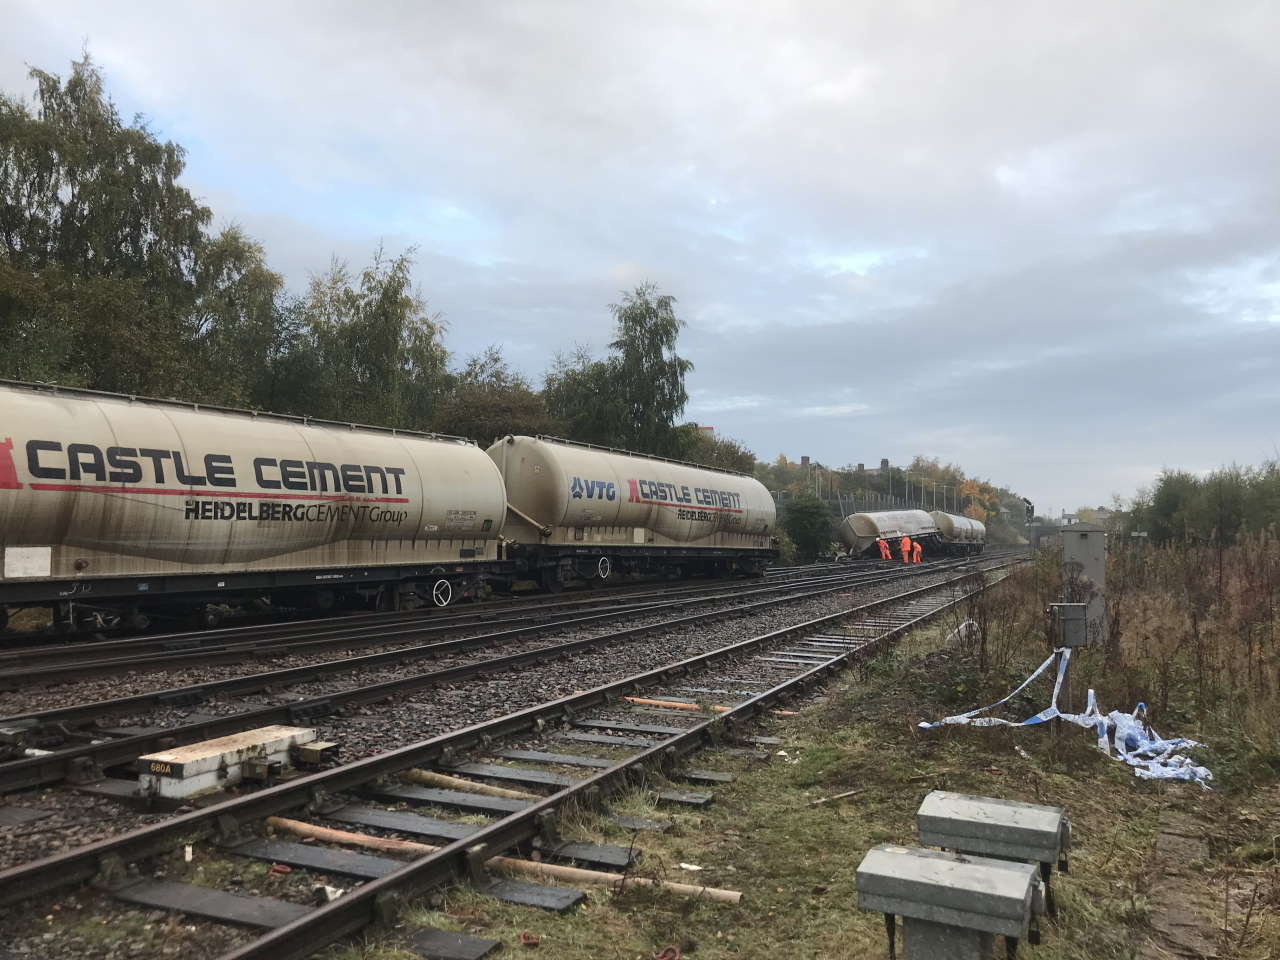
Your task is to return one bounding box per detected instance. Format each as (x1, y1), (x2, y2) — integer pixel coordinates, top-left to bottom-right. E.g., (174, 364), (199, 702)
(836, 509), (940, 557)
(0, 383), (779, 632)
(488, 435), (776, 589)
(0, 380), (507, 628)
(929, 510), (986, 555)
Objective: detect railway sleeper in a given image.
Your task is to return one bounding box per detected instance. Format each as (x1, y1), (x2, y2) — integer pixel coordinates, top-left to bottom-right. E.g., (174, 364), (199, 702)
(0, 559), (1021, 957)
(288, 699), (335, 725)
(0, 561), (942, 730)
(157, 687), (208, 708)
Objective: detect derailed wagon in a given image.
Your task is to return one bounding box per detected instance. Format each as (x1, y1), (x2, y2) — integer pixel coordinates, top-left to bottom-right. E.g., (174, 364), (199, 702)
(836, 509), (940, 557)
(928, 510), (986, 556)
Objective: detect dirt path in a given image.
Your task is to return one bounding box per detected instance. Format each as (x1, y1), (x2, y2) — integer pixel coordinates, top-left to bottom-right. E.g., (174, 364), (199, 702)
(1141, 814), (1220, 960)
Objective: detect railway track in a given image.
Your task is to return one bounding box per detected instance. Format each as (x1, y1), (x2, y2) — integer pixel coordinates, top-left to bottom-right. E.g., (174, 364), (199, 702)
(0, 556), (879, 653)
(0, 562), (895, 683)
(0, 556), (1001, 795)
(0, 576), (752, 665)
(0, 556), (1018, 959)
(0, 562), (944, 702)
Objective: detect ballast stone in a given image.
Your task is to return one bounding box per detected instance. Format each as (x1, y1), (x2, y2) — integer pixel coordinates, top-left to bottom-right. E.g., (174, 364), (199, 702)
(917, 790), (1069, 865)
(138, 725), (316, 799)
(857, 844), (1040, 940)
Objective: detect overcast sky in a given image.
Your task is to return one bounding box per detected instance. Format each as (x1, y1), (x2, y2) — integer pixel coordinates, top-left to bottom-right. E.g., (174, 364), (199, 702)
(5, 1), (1278, 514)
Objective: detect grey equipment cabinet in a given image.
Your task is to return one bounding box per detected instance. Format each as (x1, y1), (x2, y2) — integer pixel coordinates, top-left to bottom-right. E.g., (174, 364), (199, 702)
(857, 844), (1043, 959)
(917, 790), (1071, 916)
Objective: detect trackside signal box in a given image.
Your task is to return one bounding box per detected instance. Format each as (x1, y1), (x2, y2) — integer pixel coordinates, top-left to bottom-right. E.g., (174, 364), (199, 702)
(1047, 602), (1087, 648)
(1061, 523), (1106, 646)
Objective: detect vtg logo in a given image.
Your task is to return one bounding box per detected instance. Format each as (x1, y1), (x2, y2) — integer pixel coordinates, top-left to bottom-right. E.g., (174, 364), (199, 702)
(569, 476), (617, 501)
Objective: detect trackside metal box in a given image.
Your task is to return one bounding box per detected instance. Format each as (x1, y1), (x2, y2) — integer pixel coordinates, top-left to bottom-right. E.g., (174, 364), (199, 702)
(917, 791), (1069, 865)
(1062, 522), (1106, 646)
(1048, 602), (1088, 648)
(856, 844), (1039, 940)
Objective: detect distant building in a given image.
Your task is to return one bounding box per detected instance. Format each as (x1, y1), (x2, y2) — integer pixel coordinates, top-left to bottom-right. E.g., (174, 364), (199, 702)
(851, 457), (891, 476)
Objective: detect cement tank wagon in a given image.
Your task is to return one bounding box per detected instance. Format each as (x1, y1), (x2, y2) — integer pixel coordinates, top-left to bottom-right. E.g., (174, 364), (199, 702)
(488, 435), (777, 589)
(929, 510), (986, 555)
(0, 380), (507, 629)
(837, 509), (939, 557)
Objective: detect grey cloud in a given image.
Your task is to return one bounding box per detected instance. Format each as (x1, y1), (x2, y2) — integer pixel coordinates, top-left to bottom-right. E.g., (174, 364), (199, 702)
(3, 0), (1279, 510)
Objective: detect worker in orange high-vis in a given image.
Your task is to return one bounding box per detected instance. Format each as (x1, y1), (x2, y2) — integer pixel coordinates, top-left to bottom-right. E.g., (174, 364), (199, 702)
(900, 535), (912, 564)
(877, 538), (891, 560)
(912, 540), (923, 564)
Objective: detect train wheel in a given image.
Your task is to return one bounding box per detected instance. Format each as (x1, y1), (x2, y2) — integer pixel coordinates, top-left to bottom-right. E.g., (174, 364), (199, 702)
(189, 606), (223, 630)
(126, 611), (152, 632)
(597, 556), (611, 580)
(431, 579), (453, 608)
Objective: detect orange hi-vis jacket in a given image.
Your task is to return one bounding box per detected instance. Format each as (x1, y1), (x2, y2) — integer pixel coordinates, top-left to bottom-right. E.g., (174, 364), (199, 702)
(900, 536), (912, 562)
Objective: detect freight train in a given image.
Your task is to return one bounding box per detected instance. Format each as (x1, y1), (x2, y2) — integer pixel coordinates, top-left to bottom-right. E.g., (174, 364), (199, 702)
(837, 508), (986, 558)
(0, 380), (777, 633)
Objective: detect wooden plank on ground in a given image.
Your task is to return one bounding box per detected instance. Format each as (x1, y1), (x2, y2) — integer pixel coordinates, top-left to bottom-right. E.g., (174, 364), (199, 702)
(362, 784), (528, 815)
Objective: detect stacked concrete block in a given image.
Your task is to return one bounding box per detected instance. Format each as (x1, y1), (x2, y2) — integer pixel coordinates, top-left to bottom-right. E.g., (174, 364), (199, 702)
(855, 791), (1071, 958)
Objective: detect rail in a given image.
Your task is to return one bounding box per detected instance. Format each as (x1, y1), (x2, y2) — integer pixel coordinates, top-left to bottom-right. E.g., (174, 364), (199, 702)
(0, 558), (1021, 915)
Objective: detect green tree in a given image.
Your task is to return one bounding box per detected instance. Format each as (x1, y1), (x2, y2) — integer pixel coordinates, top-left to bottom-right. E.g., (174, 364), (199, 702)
(245, 293), (317, 414)
(0, 56), (285, 404)
(675, 425), (756, 473)
(773, 527), (799, 565)
(1246, 461), (1280, 533)
(543, 346), (619, 445)
(782, 491), (833, 562)
(544, 282), (693, 456)
(608, 282), (693, 454)
(300, 250), (448, 428)
(1147, 470), (1200, 544)
(432, 346), (563, 446)
(1129, 462), (1280, 546)
(0, 59), (208, 283)
(754, 453), (806, 492)
(0, 58), (205, 390)
(187, 227), (286, 406)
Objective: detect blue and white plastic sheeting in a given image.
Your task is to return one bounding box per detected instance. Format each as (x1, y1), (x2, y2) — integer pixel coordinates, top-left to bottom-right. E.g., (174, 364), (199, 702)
(919, 648), (1213, 787)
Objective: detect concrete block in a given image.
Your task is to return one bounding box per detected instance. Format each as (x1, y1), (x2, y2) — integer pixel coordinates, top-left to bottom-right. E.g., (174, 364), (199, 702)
(138, 725), (315, 799)
(856, 844), (1038, 939)
(918, 791), (1067, 865)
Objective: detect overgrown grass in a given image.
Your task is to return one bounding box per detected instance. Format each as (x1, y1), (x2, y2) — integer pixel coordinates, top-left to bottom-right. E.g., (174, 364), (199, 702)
(317, 560), (1280, 959)
(928, 545), (1280, 792)
(1020, 539), (1280, 792)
